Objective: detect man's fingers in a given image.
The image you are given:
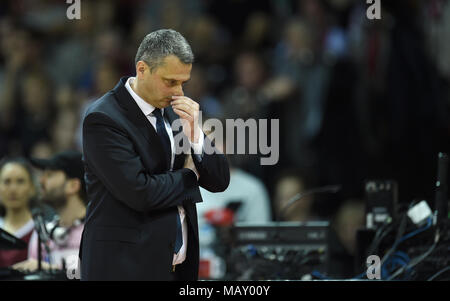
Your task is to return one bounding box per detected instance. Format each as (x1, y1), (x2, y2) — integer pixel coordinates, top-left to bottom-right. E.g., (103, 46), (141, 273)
(171, 102), (198, 114)
(173, 108), (193, 122)
(171, 97), (199, 110)
(172, 103), (199, 124)
(171, 103), (194, 115)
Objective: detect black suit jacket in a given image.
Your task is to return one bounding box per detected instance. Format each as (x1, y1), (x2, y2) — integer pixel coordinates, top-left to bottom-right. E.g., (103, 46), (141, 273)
(79, 77), (229, 280)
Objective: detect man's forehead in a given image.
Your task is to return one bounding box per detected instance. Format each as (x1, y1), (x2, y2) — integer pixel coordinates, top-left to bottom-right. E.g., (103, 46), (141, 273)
(157, 55), (192, 78)
(162, 74), (191, 82)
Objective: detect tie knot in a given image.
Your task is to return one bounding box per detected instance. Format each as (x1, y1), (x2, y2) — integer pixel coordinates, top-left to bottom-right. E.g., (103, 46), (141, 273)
(153, 108), (163, 118)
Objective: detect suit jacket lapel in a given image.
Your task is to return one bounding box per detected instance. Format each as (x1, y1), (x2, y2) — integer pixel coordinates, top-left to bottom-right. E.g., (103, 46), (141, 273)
(112, 77), (169, 169)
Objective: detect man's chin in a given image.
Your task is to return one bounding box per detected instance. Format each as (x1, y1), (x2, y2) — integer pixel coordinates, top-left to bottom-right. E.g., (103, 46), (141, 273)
(161, 99), (172, 107)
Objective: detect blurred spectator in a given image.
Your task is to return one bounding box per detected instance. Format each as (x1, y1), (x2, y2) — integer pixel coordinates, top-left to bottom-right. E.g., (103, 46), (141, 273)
(271, 18), (331, 172)
(18, 70), (56, 156)
(19, 1), (67, 35)
(221, 51), (272, 178)
(240, 12), (274, 51)
(29, 140), (54, 160)
(205, 0), (272, 43)
(198, 169), (272, 227)
(141, 0), (200, 32)
(75, 59), (121, 151)
(45, 2), (95, 88)
(51, 109), (78, 152)
(185, 15), (230, 66)
(0, 22), (47, 157)
(333, 199), (365, 256)
(426, 0), (450, 81)
(184, 64), (223, 119)
(13, 151), (86, 272)
(273, 169), (318, 222)
(222, 51), (270, 120)
(328, 198), (365, 278)
(0, 157), (37, 268)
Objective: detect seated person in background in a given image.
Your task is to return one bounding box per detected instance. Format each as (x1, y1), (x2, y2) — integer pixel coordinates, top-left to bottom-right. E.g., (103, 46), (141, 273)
(328, 198), (365, 278)
(0, 158), (37, 268)
(198, 169), (272, 226)
(13, 151), (86, 272)
(273, 169), (317, 222)
(333, 199), (365, 257)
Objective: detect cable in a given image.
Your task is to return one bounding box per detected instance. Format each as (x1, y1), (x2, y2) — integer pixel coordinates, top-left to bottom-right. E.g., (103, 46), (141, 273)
(380, 215), (408, 265)
(381, 251), (411, 280)
(387, 228), (440, 280)
(398, 217), (432, 243)
(380, 217), (432, 268)
(366, 219), (395, 257)
(312, 213), (435, 281)
(427, 266), (450, 281)
(346, 217), (410, 280)
(367, 201), (417, 264)
(310, 270), (327, 280)
(352, 271), (368, 280)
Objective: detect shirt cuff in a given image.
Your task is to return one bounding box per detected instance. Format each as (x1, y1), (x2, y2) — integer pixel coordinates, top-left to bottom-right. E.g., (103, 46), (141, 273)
(189, 128), (204, 156)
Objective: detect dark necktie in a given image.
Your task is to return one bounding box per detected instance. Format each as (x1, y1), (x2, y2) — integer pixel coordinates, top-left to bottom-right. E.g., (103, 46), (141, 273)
(153, 108), (172, 168)
(152, 108), (182, 253)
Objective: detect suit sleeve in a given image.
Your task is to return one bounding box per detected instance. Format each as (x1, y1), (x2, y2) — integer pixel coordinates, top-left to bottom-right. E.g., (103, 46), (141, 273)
(83, 112), (200, 213)
(192, 135), (230, 193)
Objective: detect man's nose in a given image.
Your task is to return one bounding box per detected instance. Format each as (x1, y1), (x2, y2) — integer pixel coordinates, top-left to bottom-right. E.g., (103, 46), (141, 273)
(173, 85), (184, 97)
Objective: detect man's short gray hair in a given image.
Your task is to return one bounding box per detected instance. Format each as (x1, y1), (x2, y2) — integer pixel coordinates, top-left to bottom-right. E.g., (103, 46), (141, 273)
(135, 29), (194, 72)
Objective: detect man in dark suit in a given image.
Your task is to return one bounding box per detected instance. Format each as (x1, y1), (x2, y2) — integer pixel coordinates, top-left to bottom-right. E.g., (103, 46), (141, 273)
(79, 29), (230, 280)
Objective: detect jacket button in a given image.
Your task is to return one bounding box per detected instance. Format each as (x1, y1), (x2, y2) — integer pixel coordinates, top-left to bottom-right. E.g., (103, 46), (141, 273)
(169, 242), (174, 249)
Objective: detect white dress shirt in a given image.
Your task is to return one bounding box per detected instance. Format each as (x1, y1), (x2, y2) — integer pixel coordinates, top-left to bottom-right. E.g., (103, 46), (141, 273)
(125, 77), (203, 266)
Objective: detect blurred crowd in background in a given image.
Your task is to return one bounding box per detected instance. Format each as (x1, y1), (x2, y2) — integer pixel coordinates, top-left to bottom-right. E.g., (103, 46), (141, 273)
(1, 0), (450, 278)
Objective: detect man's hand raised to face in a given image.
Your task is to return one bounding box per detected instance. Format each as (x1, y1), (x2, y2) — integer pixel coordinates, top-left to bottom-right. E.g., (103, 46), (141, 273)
(170, 96), (200, 144)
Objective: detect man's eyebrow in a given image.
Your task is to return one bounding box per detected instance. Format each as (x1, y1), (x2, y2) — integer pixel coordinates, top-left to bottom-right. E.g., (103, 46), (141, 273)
(162, 77), (190, 84)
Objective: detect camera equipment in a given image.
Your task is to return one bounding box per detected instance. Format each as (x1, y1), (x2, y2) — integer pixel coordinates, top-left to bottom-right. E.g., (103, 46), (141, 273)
(364, 180), (398, 230)
(435, 152), (448, 225)
(226, 221), (329, 280)
(356, 154), (450, 280)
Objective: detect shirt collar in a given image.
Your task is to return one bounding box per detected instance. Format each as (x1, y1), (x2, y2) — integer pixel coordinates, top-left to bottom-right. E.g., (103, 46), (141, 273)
(125, 77), (163, 116)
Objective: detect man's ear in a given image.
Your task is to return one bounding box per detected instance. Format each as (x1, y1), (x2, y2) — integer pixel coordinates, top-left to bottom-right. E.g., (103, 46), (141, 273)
(136, 61), (147, 78)
(66, 178), (81, 196)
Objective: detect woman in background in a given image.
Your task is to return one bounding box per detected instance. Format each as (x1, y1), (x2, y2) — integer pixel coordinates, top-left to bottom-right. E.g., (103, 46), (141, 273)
(0, 157), (37, 268)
